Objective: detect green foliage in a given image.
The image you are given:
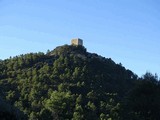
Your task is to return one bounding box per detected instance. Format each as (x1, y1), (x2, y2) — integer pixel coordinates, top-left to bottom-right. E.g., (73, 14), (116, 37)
(45, 91), (75, 119)
(72, 104), (84, 120)
(120, 74), (160, 120)
(0, 45), (159, 119)
(0, 97), (26, 119)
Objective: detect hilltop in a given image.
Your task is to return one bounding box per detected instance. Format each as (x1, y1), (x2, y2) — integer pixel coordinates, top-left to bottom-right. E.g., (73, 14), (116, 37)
(0, 45), (160, 120)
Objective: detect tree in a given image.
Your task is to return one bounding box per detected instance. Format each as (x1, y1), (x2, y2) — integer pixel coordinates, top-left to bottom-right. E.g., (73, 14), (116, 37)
(121, 77), (160, 120)
(45, 91), (75, 119)
(72, 104), (84, 120)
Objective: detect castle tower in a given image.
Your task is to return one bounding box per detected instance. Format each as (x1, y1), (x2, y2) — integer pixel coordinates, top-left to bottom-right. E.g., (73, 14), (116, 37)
(71, 38), (83, 46)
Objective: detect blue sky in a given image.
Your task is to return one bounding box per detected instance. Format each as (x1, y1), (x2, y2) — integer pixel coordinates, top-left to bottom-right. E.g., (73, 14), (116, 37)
(0, 0), (160, 77)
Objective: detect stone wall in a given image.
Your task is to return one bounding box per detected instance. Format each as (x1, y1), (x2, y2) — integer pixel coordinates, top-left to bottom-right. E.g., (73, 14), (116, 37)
(71, 38), (83, 46)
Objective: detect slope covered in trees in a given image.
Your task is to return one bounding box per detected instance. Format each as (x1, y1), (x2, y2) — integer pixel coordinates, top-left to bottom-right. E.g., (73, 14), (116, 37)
(0, 45), (160, 120)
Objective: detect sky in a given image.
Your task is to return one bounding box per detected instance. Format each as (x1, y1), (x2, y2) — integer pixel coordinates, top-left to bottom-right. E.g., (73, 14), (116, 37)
(0, 0), (160, 77)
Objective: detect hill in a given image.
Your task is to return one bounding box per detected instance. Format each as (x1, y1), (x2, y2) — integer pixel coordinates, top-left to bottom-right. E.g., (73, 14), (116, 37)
(0, 45), (160, 120)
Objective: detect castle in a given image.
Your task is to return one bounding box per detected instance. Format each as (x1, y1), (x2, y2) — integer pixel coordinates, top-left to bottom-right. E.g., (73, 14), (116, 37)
(71, 38), (83, 46)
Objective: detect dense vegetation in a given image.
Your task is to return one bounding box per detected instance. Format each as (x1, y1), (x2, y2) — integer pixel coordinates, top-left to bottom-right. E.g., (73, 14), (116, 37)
(0, 45), (160, 120)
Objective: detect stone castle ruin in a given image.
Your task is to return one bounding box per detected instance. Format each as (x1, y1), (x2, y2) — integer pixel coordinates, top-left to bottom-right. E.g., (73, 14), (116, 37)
(71, 38), (83, 46)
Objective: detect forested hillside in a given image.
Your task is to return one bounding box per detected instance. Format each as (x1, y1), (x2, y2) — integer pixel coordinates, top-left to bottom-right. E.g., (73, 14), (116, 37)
(0, 45), (160, 120)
